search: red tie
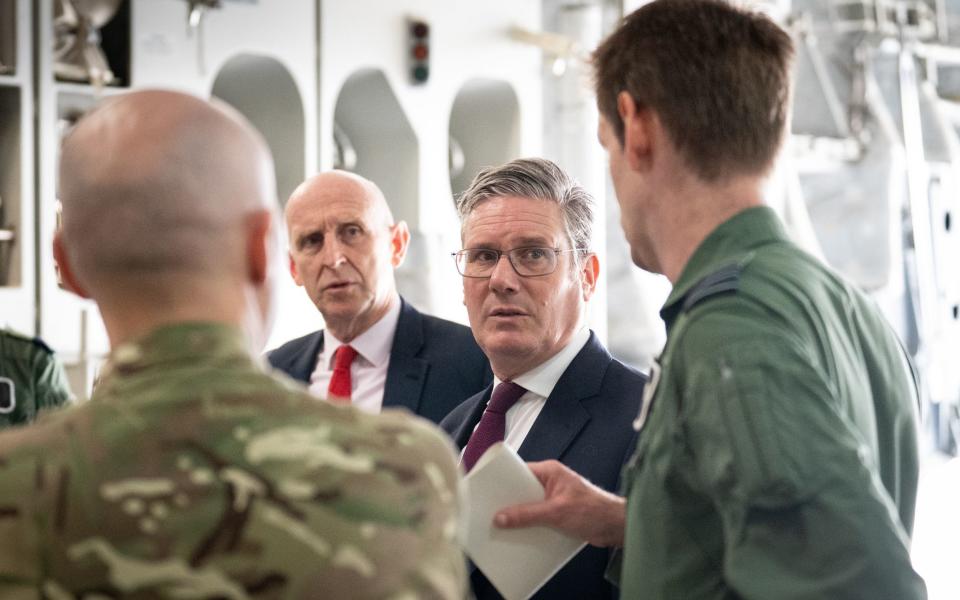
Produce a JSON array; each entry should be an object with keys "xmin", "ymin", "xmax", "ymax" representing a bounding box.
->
[
  {"xmin": 327, "ymin": 345, "xmax": 358, "ymax": 404},
  {"xmin": 461, "ymin": 381, "xmax": 527, "ymax": 472}
]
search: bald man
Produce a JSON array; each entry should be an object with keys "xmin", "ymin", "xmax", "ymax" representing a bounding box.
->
[
  {"xmin": 0, "ymin": 90, "xmax": 465, "ymax": 598},
  {"xmin": 268, "ymin": 171, "xmax": 491, "ymax": 423}
]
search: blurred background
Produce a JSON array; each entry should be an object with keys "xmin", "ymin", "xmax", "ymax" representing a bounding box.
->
[{"xmin": 0, "ymin": 0, "xmax": 956, "ymax": 596}]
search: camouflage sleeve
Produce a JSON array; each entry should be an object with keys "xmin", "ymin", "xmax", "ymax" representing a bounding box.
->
[
  {"xmin": 390, "ymin": 414, "xmax": 466, "ymax": 599},
  {"xmin": 228, "ymin": 404, "xmax": 467, "ymax": 599},
  {"xmin": 319, "ymin": 409, "xmax": 468, "ymax": 599},
  {"xmin": 0, "ymin": 431, "xmax": 47, "ymax": 599},
  {"xmin": 32, "ymin": 351, "xmax": 73, "ymax": 412}
]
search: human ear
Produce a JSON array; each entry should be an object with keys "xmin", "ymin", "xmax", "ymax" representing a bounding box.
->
[
  {"xmin": 580, "ymin": 253, "xmax": 600, "ymax": 301},
  {"xmin": 617, "ymin": 92, "xmax": 653, "ymax": 172},
  {"xmin": 390, "ymin": 221, "xmax": 411, "ymax": 268},
  {"xmin": 53, "ymin": 233, "xmax": 90, "ymax": 298},
  {"xmin": 246, "ymin": 210, "xmax": 273, "ymax": 285}
]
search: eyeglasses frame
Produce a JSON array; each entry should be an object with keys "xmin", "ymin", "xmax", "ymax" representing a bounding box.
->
[{"xmin": 451, "ymin": 247, "xmax": 585, "ymax": 278}]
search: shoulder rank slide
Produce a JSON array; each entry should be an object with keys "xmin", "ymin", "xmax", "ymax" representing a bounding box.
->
[{"xmin": 681, "ymin": 262, "xmax": 743, "ymax": 313}]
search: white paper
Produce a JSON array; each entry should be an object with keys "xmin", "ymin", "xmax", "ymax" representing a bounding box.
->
[{"xmin": 461, "ymin": 443, "xmax": 586, "ymax": 600}]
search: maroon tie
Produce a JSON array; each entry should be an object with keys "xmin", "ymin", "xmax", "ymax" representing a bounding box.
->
[
  {"xmin": 327, "ymin": 345, "xmax": 358, "ymax": 404},
  {"xmin": 462, "ymin": 381, "xmax": 527, "ymax": 472}
]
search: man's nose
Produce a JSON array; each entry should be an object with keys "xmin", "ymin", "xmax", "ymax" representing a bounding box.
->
[
  {"xmin": 319, "ymin": 236, "xmax": 346, "ymax": 268},
  {"xmin": 488, "ymin": 253, "xmax": 519, "ymax": 293}
]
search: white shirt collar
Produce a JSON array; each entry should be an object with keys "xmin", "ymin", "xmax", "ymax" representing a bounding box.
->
[
  {"xmin": 493, "ymin": 327, "xmax": 591, "ymax": 398},
  {"xmin": 321, "ymin": 293, "xmax": 402, "ymax": 368}
]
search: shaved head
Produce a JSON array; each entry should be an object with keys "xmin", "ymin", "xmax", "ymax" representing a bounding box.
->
[
  {"xmin": 285, "ymin": 171, "xmax": 394, "ymax": 231},
  {"xmin": 59, "ymin": 89, "xmax": 276, "ymax": 292},
  {"xmin": 56, "ymin": 89, "xmax": 280, "ymax": 347}
]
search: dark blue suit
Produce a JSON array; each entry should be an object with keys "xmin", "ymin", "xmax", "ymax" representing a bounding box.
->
[
  {"xmin": 267, "ymin": 298, "xmax": 492, "ymax": 424},
  {"xmin": 440, "ymin": 331, "xmax": 645, "ymax": 600}
]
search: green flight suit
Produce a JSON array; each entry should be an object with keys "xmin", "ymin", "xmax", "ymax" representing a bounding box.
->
[
  {"xmin": 620, "ymin": 207, "xmax": 925, "ymax": 599},
  {"xmin": 0, "ymin": 322, "xmax": 465, "ymax": 599},
  {"xmin": 0, "ymin": 329, "xmax": 73, "ymax": 429}
]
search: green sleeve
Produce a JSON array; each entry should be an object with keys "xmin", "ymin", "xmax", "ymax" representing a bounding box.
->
[
  {"xmin": 680, "ymin": 338, "xmax": 925, "ymax": 600},
  {"xmin": 604, "ymin": 547, "xmax": 623, "ymax": 587},
  {"xmin": 32, "ymin": 352, "xmax": 74, "ymax": 412}
]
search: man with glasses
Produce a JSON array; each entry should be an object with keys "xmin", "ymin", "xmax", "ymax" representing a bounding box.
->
[{"xmin": 440, "ymin": 157, "xmax": 645, "ymax": 600}]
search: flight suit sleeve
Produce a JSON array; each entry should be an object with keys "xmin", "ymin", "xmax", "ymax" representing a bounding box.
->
[
  {"xmin": 679, "ymin": 338, "xmax": 926, "ymax": 600},
  {"xmin": 32, "ymin": 350, "xmax": 73, "ymax": 413}
]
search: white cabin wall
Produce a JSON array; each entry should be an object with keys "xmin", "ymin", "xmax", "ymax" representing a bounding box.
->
[{"xmin": 318, "ymin": 0, "xmax": 542, "ymax": 326}]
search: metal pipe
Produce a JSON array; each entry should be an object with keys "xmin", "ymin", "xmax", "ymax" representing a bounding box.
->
[
  {"xmin": 800, "ymin": 29, "xmax": 852, "ymax": 138},
  {"xmin": 898, "ymin": 42, "xmax": 939, "ymax": 368},
  {"xmin": 556, "ymin": 2, "xmax": 607, "ymax": 343},
  {"xmin": 913, "ymin": 42, "xmax": 960, "ymax": 66}
]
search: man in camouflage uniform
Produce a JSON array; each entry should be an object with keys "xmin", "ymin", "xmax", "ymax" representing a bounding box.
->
[
  {"xmin": 0, "ymin": 90, "xmax": 465, "ymax": 599},
  {"xmin": 493, "ymin": 0, "xmax": 926, "ymax": 598},
  {"xmin": 0, "ymin": 328, "xmax": 73, "ymax": 428}
]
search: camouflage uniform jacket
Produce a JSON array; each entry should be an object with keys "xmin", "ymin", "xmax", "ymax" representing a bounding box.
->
[
  {"xmin": 0, "ymin": 322, "xmax": 465, "ymax": 599},
  {"xmin": 0, "ymin": 329, "xmax": 73, "ymax": 429}
]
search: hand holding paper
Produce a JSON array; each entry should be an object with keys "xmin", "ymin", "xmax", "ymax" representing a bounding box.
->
[
  {"xmin": 494, "ymin": 459, "xmax": 627, "ymax": 548},
  {"xmin": 460, "ymin": 443, "xmax": 586, "ymax": 600}
]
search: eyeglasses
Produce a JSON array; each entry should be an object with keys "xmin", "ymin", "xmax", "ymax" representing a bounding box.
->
[{"xmin": 452, "ymin": 247, "xmax": 582, "ymax": 278}]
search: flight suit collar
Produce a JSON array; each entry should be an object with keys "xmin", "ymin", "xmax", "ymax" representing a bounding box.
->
[{"xmin": 660, "ymin": 206, "xmax": 788, "ymax": 327}]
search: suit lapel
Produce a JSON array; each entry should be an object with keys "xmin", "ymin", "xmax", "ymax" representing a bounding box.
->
[
  {"xmin": 450, "ymin": 386, "xmax": 493, "ymax": 449},
  {"xmin": 455, "ymin": 385, "xmax": 494, "ymax": 578},
  {"xmin": 517, "ymin": 333, "xmax": 610, "ymax": 462},
  {"xmin": 291, "ymin": 331, "xmax": 325, "ymax": 383},
  {"xmin": 383, "ymin": 299, "xmax": 429, "ymax": 413}
]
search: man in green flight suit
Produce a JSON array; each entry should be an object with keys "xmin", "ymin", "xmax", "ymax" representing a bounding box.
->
[
  {"xmin": 493, "ymin": 0, "xmax": 927, "ymax": 598},
  {"xmin": 0, "ymin": 329, "xmax": 73, "ymax": 428},
  {"xmin": 0, "ymin": 90, "xmax": 465, "ymax": 598}
]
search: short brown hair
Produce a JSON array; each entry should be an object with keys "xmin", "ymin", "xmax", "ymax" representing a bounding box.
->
[{"xmin": 593, "ymin": 0, "xmax": 793, "ymax": 181}]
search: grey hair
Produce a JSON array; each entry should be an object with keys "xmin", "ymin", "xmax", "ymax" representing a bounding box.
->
[{"xmin": 456, "ymin": 158, "xmax": 594, "ymax": 257}]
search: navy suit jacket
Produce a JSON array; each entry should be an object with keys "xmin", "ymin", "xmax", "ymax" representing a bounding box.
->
[
  {"xmin": 440, "ymin": 331, "xmax": 646, "ymax": 600},
  {"xmin": 267, "ymin": 298, "xmax": 492, "ymax": 424}
]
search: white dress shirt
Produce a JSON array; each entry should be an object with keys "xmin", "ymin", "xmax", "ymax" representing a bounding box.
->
[
  {"xmin": 468, "ymin": 327, "xmax": 591, "ymax": 454},
  {"xmin": 308, "ymin": 294, "xmax": 402, "ymax": 414}
]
